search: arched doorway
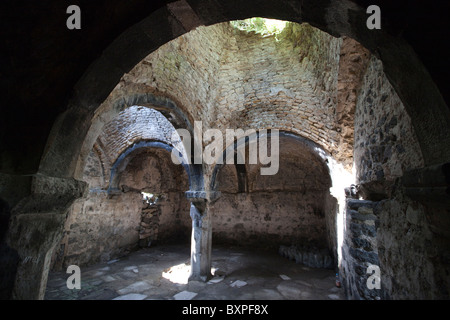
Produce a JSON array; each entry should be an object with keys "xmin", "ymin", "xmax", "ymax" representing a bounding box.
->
[{"xmin": 211, "ymin": 132, "xmax": 337, "ymax": 268}]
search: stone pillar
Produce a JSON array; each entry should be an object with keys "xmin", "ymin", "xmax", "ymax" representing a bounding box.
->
[
  {"xmin": 8, "ymin": 213, "xmax": 67, "ymax": 299},
  {"xmin": 5, "ymin": 175, "xmax": 87, "ymax": 300},
  {"xmin": 186, "ymin": 191, "xmax": 220, "ymax": 282}
]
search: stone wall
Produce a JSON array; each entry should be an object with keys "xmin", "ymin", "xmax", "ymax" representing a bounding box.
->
[
  {"xmin": 117, "ymin": 149, "xmax": 192, "ymax": 242},
  {"xmin": 335, "ymin": 37, "xmax": 371, "ymax": 170},
  {"xmin": 211, "ymin": 138, "xmax": 334, "ymax": 253},
  {"xmin": 51, "ymin": 192, "xmax": 142, "ymax": 270},
  {"xmin": 324, "ymin": 193, "xmax": 339, "ymax": 264},
  {"xmin": 211, "ymin": 191, "xmax": 329, "ymax": 249},
  {"xmin": 376, "ymin": 189, "xmax": 443, "ymax": 299},
  {"xmin": 342, "ymin": 54, "xmax": 445, "ymax": 300},
  {"xmin": 354, "ymin": 56, "xmax": 424, "ymax": 185},
  {"xmin": 138, "ymin": 192, "xmax": 191, "ymax": 247},
  {"xmin": 340, "ymin": 199, "xmax": 383, "ymax": 300},
  {"xmin": 83, "ymin": 149, "xmax": 105, "ymax": 188}
]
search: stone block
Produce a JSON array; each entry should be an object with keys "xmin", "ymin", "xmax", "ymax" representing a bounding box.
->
[
  {"xmin": 173, "ymin": 291, "xmax": 198, "ymax": 300},
  {"xmin": 113, "ymin": 293, "xmax": 147, "ymax": 300}
]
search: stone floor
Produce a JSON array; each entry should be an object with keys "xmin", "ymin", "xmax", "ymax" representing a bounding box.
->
[{"xmin": 45, "ymin": 244, "xmax": 345, "ymax": 300}]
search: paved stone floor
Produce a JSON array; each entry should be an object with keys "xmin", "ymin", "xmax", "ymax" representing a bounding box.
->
[{"xmin": 45, "ymin": 244, "xmax": 345, "ymax": 300}]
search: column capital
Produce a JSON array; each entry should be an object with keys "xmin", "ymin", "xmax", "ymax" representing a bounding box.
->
[{"xmin": 185, "ymin": 190, "xmax": 221, "ymax": 204}]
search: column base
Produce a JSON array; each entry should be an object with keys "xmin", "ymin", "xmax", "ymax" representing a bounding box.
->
[{"xmin": 188, "ymin": 271, "xmax": 213, "ymax": 283}]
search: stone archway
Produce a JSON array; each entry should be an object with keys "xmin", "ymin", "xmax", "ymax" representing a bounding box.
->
[{"xmin": 210, "ymin": 131, "xmax": 339, "ymax": 267}]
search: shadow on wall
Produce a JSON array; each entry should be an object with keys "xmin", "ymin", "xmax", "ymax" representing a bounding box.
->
[{"xmin": 0, "ymin": 198, "xmax": 19, "ymax": 300}]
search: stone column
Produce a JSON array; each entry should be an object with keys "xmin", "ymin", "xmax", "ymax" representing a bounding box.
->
[
  {"xmin": 8, "ymin": 213, "xmax": 67, "ymax": 299},
  {"xmin": 186, "ymin": 191, "xmax": 220, "ymax": 282},
  {"xmin": 5, "ymin": 175, "xmax": 87, "ymax": 300}
]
